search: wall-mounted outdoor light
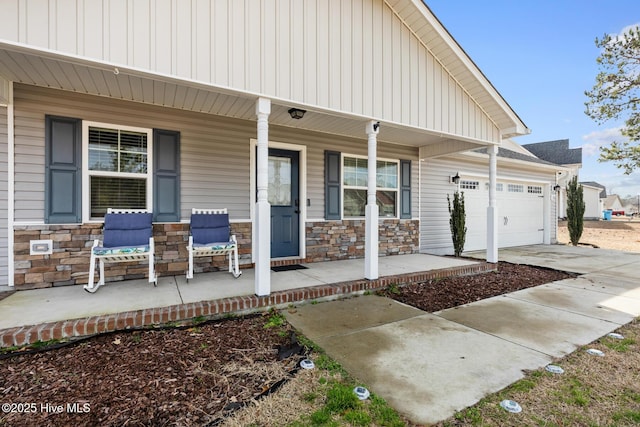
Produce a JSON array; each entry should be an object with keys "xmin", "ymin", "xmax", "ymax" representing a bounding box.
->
[
  {"xmin": 553, "ymin": 185, "xmax": 561, "ymax": 191},
  {"xmin": 288, "ymin": 108, "xmax": 306, "ymax": 119},
  {"xmin": 450, "ymin": 172, "xmax": 460, "ymax": 184}
]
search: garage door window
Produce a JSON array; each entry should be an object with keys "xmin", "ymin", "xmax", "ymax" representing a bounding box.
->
[
  {"xmin": 508, "ymin": 184, "xmax": 524, "ymax": 193},
  {"xmin": 460, "ymin": 180, "xmax": 479, "ymax": 190},
  {"xmin": 496, "ymin": 183, "xmax": 503, "ymax": 191},
  {"xmin": 528, "ymin": 185, "xmax": 543, "ymax": 194}
]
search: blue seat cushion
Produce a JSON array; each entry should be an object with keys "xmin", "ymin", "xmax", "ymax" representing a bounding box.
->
[
  {"xmin": 191, "ymin": 213, "xmax": 230, "ymax": 245},
  {"xmin": 103, "ymin": 212, "xmax": 153, "ymax": 248}
]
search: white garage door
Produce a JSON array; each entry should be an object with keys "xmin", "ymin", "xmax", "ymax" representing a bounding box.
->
[{"xmin": 462, "ymin": 179, "xmax": 545, "ymax": 251}]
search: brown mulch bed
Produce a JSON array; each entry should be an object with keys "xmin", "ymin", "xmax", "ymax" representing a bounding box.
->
[
  {"xmin": 0, "ymin": 262, "xmax": 575, "ymax": 426},
  {"xmin": 0, "ymin": 315, "xmax": 299, "ymax": 427},
  {"xmin": 377, "ymin": 261, "xmax": 576, "ymax": 312}
]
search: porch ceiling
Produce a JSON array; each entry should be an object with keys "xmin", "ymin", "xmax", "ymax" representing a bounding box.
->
[{"xmin": 0, "ymin": 42, "xmax": 491, "ymax": 157}]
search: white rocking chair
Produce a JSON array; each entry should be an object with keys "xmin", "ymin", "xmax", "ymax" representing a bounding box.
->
[
  {"xmin": 187, "ymin": 208, "xmax": 242, "ymax": 280},
  {"xmin": 84, "ymin": 208, "xmax": 157, "ymax": 293}
]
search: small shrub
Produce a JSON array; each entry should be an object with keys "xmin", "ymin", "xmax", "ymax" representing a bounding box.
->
[
  {"xmin": 566, "ymin": 176, "xmax": 585, "ymax": 246},
  {"xmin": 448, "ymin": 191, "xmax": 467, "ymax": 257}
]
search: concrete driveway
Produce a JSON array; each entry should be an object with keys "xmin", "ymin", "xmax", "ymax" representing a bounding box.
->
[{"xmin": 283, "ymin": 245, "xmax": 640, "ymax": 425}]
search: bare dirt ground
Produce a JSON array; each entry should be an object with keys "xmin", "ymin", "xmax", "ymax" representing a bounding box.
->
[{"xmin": 557, "ymin": 218, "xmax": 640, "ymax": 252}]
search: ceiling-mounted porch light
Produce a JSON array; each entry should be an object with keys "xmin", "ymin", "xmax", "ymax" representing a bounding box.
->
[
  {"xmin": 288, "ymin": 108, "xmax": 306, "ymax": 119},
  {"xmin": 450, "ymin": 172, "xmax": 460, "ymax": 184}
]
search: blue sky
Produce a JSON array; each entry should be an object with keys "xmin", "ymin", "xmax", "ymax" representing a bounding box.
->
[{"xmin": 426, "ymin": 1, "xmax": 640, "ymax": 199}]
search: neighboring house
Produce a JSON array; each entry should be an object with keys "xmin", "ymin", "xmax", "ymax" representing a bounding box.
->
[
  {"xmin": 580, "ymin": 182, "xmax": 605, "ymax": 220},
  {"xmin": 580, "ymin": 181, "xmax": 606, "ymax": 220},
  {"xmin": 603, "ymin": 195, "xmax": 625, "ymax": 215},
  {"xmin": 1, "ymin": 1, "xmax": 558, "ymax": 294},
  {"xmin": 521, "ymin": 139, "xmax": 582, "ymax": 219}
]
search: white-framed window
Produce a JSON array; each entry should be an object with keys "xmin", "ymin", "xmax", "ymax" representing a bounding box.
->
[
  {"xmin": 496, "ymin": 183, "xmax": 504, "ymax": 191},
  {"xmin": 528, "ymin": 185, "xmax": 543, "ymax": 194},
  {"xmin": 342, "ymin": 155, "xmax": 398, "ymax": 218},
  {"xmin": 460, "ymin": 180, "xmax": 479, "ymax": 190},
  {"xmin": 82, "ymin": 122, "xmax": 153, "ymax": 220},
  {"xmin": 508, "ymin": 183, "xmax": 524, "ymax": 193}
]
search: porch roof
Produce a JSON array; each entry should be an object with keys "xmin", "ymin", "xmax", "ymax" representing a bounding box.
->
[{"xmin": 1, "ymin": 41, "xmax": 495, "ymax": 157}]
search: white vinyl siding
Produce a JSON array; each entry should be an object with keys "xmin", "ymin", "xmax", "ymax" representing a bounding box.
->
[
  {"xmin": 0, "ymin": 107, "xmax": 8, "ymax": 285},
  {"xmin": 12, "ymin": 84, "xmax": 420, "ymax": 223},
  {"xmin": 0, "ymin": 0, "xmax": 500, "ymax": 143}
]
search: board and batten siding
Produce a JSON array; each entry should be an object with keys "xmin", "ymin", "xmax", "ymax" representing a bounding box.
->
[
  {"xmin": 419, "ymin": 155, "xmax": 557, "ymax": 254},
  {"xmin": 13, "ymin": 84, "xmax": 419, "ymax": 223},
  {"xmin": 0, "ymin": 0, "xmax": 499, "ymax": 144},
  {"xmin": 0, "ymin": 107, "xmax": 8, "ymax": 286}
]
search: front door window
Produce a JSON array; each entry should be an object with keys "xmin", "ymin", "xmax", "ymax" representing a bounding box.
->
[{"xmin": 268, "ymin": 156, "xmax": 292, "ymax": 206}]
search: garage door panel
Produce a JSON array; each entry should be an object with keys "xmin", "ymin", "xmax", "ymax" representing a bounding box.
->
[{"xmin": 463, "ymin": 179, "xmax": 545, "ymax": 251}]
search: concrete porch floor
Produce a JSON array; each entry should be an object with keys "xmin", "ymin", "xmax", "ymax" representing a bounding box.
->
[{"xmin": 0, "ymin": 254, "xmax": 487, "ymax": 345}]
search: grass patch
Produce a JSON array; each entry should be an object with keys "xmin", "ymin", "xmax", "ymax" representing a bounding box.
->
[
  {"xmin": 325, "ymin": 383, "xmax": 360, "ymax": 413},
  {"xmin": 437, "ymin": 318, "xmax": 640, "ymax": 427},
  {"xmin": 369, "ymin": 395, "xmax": 406, "ymax": 427},
  {"xmin": 603, "ymin": 337, "xmax": 635, "ymax": 352},
  {"xmin": 343, "ymin": 409, "xmax": 371, "ymax": 426},
  {"xmin": 613, "ymin": 410, "xmax": 640, "ymax": 424},
  {"xmin": 385, "ymin": 283, "xmax": 401, "ymax": 295},
  {"xmin": 263, "ymin": 310, "xmax": 286, "ymax": 329}
]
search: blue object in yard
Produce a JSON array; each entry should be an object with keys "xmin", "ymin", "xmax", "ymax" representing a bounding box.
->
[{"xmin": 603, "ymin": 210, "xmax": 612, "ymax": 221}]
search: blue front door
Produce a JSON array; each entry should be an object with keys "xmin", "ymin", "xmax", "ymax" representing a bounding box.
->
[{"xmin": 269, "ymin": 148, "xmax": 300, "ymax": 258}]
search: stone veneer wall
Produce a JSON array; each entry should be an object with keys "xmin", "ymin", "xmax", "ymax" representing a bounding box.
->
[
  {"xmin": 13, "ymin": 223, "xmax": 253, "ymax": 290},
  {"xmin": 13, "ymin": 219, "xmax": 419, "ymax": 290},
  {"xmin": 305, "ymin": 219, "xmax": 419, "ymax": 262}
]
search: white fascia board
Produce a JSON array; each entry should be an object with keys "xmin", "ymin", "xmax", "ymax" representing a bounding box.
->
[{"xmin": 456, "ymin": 150, "xmax": 569, "ymax": 173}]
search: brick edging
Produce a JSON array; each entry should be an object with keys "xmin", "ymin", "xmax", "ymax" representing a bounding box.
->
[{"xmin": 0, "ymin": 263, "xmax": 495, "ymax": 348}]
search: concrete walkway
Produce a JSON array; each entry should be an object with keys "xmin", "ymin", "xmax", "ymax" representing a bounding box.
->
[
  {"xmin": 0, "ymin": 254, "xmax": 483, "ymax": 339},
  {"xmin": 283, "ymin": 245, "xmax": 640, "ymax": 425}
]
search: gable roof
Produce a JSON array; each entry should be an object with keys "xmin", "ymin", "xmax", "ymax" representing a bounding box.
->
[
  {"xmin": 603, "ymin": 194, "xmax": 623, "ymax": 209},
  {"xmin": 579, "ymin": 181, "xmax": 607, "ymax": 198},
  {"xmin": 521, "ymin": 139, "xmax": 582, "ymax": 166}
]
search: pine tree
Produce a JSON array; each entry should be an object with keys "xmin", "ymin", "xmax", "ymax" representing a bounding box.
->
[
  {"xmin": 566, "ymin": 176, "xmax": 585, "ymax": 246},
  {"xmin": 447, "ymin": 191, "xmax": 467, "ymax": 257}
]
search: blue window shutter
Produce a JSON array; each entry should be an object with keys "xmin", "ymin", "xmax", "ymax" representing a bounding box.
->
[
  {"xmin": 153, "ymin": 129, "xmax": 181, "ymax": 222},
  {"xmin": 45, "ymin": 115, "xmax": 82, "ymax": 223},
  {"xmin": 400, "ymin": 159, "xmax": 411, "ymax": 219},
  {"xmin": 325, "ymin": 151, "xmax": 341, "ymax": 220}
]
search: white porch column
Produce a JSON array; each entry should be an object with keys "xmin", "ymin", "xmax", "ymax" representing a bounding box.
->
[
  {"xmin": 543, "ymin": 185, "xmax": 552, "ymax": 244},
  {"xmin": 255, "ymin": 98, "xmax": 271, "ymax": 296},
  {"xmin": 486, "ymin": 144, "xmax": 498, "ymax": 263},
  {"xmin": 4, "ymin": 80, "xmax": 14, "ymax": 286},
  {"xmin": 364, "ymin": 121, "xmax": 379, "ymax": 280}
]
